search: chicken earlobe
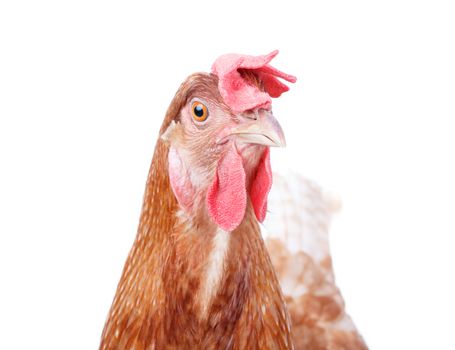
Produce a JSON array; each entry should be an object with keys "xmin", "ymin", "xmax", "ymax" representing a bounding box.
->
[{"xmin": 168, "ymin": 146, "xmax": 195, "ymax": 212}]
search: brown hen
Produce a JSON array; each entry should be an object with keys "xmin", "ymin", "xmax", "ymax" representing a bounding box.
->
[{"xmin": 100, "ymin": 73, "xmax": 293, "ymax": 349}]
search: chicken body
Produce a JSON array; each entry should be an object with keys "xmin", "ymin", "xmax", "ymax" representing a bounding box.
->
[{"xmin": 100, "ymin": 74, "xmax": 293, "ymax": 349}]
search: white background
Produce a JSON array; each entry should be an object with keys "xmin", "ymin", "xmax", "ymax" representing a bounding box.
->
[{"xmin": 1, "ymin": 1, "xmax": 454, "ymax": 349}]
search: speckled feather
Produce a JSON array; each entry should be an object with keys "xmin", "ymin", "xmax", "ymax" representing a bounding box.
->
[{"xmin": 263, "ymin": 173, "xmax": 368, "ymax": 350}]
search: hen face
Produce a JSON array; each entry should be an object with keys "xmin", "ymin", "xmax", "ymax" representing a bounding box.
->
[{"xmin": 163, "ymin": 73, "xmax": 285, "ymax": 231}]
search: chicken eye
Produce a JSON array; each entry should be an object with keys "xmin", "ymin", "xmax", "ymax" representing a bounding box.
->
[{"xmin": 191, "ymin": 101, "xmax": 209, "ymax": 122}]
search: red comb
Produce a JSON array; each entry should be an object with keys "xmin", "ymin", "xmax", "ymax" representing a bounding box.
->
[{"xmin": 211, "ymin": 50, "xmax": 296, "ymax": 113}]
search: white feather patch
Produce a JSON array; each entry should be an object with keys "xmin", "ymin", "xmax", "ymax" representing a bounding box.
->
[{"xmin": 199, "ymin": 228, "xmax": 230, "ymax": 317}]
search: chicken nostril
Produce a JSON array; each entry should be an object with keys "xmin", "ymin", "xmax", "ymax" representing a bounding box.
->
[{"xmin": 240, "ymin": 110, "xmax": 259, "ymax": 121}]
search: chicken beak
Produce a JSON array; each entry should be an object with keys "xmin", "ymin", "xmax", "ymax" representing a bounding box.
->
[{"xmin": 229, "ymin": 112, "xmax": 286, "ymax": 148}]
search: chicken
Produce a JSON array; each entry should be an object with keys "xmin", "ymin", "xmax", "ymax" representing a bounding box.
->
[
  {"xmin": 263, "ymin": 172, "xmax": 368, "ymax": 349},
  {"xmin": 100, "ymin": 51, "xmax": 367, "ymax": 349}
]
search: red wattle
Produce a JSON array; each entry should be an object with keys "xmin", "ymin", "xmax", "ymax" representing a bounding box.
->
[
  {"xmin": 249, "ymin": 148, "xmax": 272, "ymax": 222},
  {"xmin": 206, "ymin": 145, "xmax": 246, "ymax": 232}
]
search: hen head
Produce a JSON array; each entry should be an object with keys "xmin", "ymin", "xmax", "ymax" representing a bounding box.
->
[{"xmin": 161, "ymin": 51, "xmax": 296, "ymax": 232}]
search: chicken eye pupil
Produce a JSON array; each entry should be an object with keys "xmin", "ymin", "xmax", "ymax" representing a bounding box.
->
[{"xmin": 194, "ymin": 105, "xmax": 204, "ymax": 117}]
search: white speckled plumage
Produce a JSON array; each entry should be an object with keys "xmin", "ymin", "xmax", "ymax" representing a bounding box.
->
[{"xmin": 263, "ymin": 171, "xmax": 368, "ymax": 349}]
